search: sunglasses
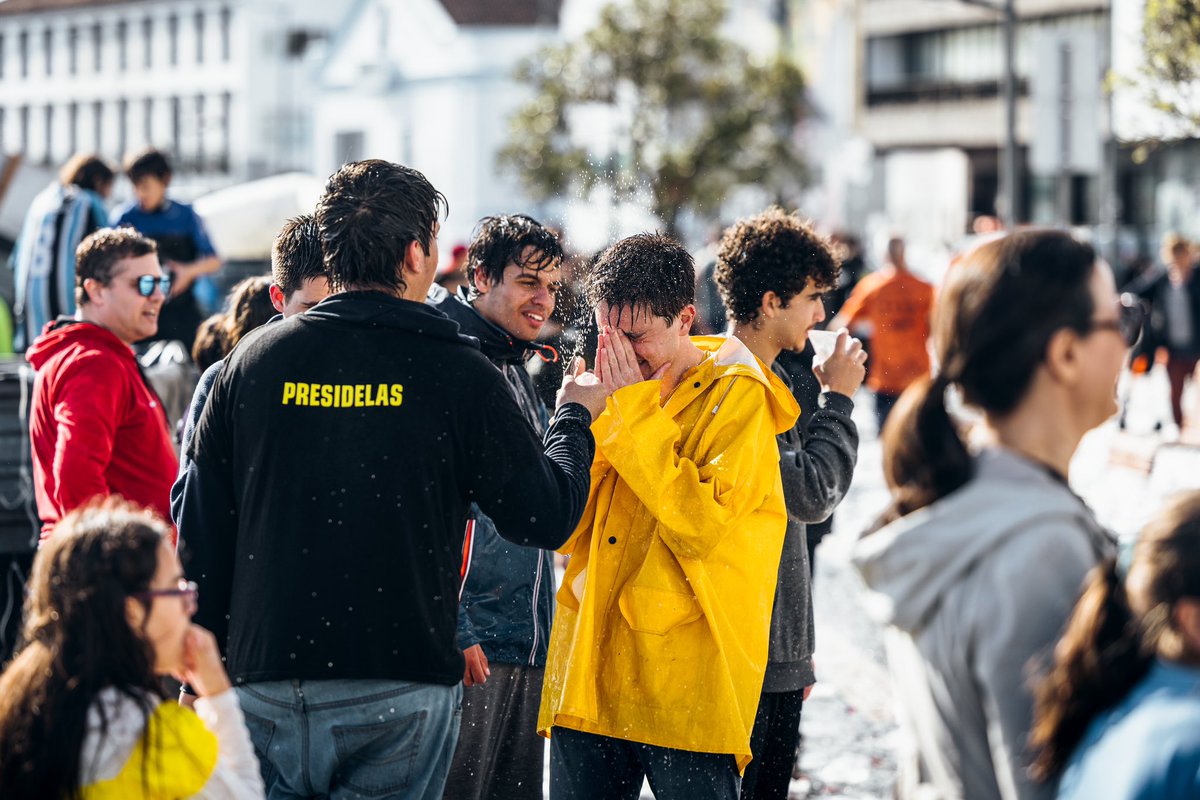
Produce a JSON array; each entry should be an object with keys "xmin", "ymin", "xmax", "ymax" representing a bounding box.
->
[
  {"xmin": 134, "ymin": 274, "xmax": 173, "ymax": 298},
  {"xmin": 132, "ymin": 579, "xmax": 199, "ymax": 614},
  {"xmin": 1088, "ymin": 293, "xmax": 1145, "ymax": 348}
]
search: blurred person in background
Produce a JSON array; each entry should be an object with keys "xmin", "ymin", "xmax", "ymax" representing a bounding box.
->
[
  {"xmin": 853, "ymin": 231, "xmax": 1135, "ymax": 800},
  {"xmin": 26, "ymin": 229, "xmax": 177, "ymax": 540},
  {"xmin": 111, "ymin": 148, "xmax": 221, "ymax": 354},
  {"xmin": 11, "ymin": 153, "xmax": 115, "ymax": 352},
  {"xmin": 427, "ymin": 214, "xmax": 563, "ymax": 800},
  {"xmin": 825, "ymin": 231, "xmax": 866, "ymax": 319},
  {"xmin": 831, "ymin": 237, "xmax": 934, "ymax": 432},
  {"xmin": 1030, "ymin": 490, "xmax": 1200, "ymax": 799},
  {"xmin": 716, "ymin": 208, "xmax": 865, "ymax": 800},
  {"xmin": 0, "ymin": 498, "xmax": 263, "ymax": 798},
  {"xmin": 1127, "ymin": 233, "xmax": 1200, "ymax": 433},
  {"xmin": 436, "ymin": 243, "xmax": 471, "ymax": 295}
]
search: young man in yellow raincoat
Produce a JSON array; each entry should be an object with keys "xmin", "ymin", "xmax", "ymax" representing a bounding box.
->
[{"xmin": 538, "ymin": 233, "xmax": 801, "ymax": 799}]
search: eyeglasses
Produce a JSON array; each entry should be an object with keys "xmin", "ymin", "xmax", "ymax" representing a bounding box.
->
[
  {"xmin": 133, "ymin": 274, "xmax": 173, "ymax": 298},
  {"xmin": 1088, "ymin": 293, "xmax": 1145, "ymax": 348},
  {"xmin": 132, "ymin": 579, "xmax": 198, "ymax": 614}
]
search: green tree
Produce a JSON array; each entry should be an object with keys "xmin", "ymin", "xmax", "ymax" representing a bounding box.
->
[
  {"xmin": 1139, "ymin": 0, "xmax": 1200, "ymax": 131},
  {"xmin": 499, "ymin": 0, "xmax": 808, "ymax": 239}
]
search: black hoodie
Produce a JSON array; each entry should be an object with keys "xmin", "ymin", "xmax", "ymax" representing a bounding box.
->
[{"xmin": 175, "ymin": 291, "xmax": 594, "ymax": 687}]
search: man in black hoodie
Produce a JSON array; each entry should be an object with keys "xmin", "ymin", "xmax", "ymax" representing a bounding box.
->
[
  {"xmin": 175, "ymin": 161, "xmax": 612, "ymax": 799},
  {"xmin": 428, "ymin": 214, "xmax": 562, "ymax": 800}
]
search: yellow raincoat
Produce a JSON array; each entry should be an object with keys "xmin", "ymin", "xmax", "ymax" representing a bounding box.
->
[{"xmin": 538, "ymin": 335, "xmax": 800, "ymax": 771}]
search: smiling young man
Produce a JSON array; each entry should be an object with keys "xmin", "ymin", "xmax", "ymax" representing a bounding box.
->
[
  {"xmin": 427, "ymin": 214, "xmax": 563, "ymax": 800},
  {"xmin": 26, "ymin": 228, "xmax": 178, "ymax": 537},
  {"xmin": 717, "ymin": 208, "xmax": 866, "ymax": 799},
  {"xmin": 538, "ymin": 233, "xmax": 801, "ymax": 800}
]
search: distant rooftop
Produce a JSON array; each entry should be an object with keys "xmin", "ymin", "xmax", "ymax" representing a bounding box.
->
[
  {"xmin": 438, "ymin": 0, "xmax": 561, "ymax": 26},
  {"xmin": 0, "ymin": 0, "xmax": 563, "ymax": 24}
]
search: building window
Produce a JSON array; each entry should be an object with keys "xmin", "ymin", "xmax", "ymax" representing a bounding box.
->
[
  {"xmin": 335, "ymin": 131, "xmax": 365, "ymax": 165},
  {"xmin": 92, "ymin": 100, "xmax": 102, "ymax": 152},
  {"xmin": 220, "ymin": 7, "xmax": 231, "ymax": 62},
  {"xmin": 142, "ymin": 17, "xmax": 152, "ymax": 68},
  {"xmin": 194, "ymin": 94, "xmax": 206, "ymax": 169},
  {"xmin": 194, "ymin": 10, "xmax": 204, "ymax": 64},
  {"xmin": 68, "ymin": 101, "xmax": 78, "ymax": 153},
  {"xmin": 0, "ymin": 35, "xmax": 5, "ymax": 80},
  {"xmin": 168, "ymin": 14, "xmax": 178, "ymax": 67},
  {"xmin": 170, "ymin": 96, "xmax": 180, "ymax": 160},
  {"xmin": 19, "ymin": 31, "xmax": 28, "ymax": 78},
  {"xmin": 219, "ymin": 91, "xmax": 231, "ymax": 172},
  {"xmin": 117, "ymin": 98, "xmax": 128, "ymax": 161},
  {"xmin": 42, "ymin": 27, "xmax": 52, "ymax": 76},
  {"xmin": 143, "ymin": 96, "xmax": 153, "ymax": 144},
  {"xmin": 117, "ymin": 20, "xmax": 127, "ymax": 71},
  {"xmin": 43, "ymin": 105, "xmax": 53, "ymax": 163},
  {"xmin": 68, "ymin": 26, "xmax": 78, "ymax": 75},
  {"xmin": 92, "ymin": 23, "xmax": 101, "ymax": 72},
  {"xmin": 19, "ymin": 105, "xmax": 29, "ymax": 153}
]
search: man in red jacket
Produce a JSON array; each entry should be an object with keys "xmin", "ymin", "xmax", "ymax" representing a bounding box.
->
[{"xmin": 26, "ymin": 227, "xmax": 179, "ymax": 537}]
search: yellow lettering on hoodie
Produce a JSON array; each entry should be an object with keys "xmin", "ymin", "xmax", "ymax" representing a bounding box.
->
[
  {"xmin": 390, "ymin": 384, "xmax": 404, "ymax": 406},
  {"xmin": 282, "ymin": 382, "xmax": 296, "ymax": 405}
]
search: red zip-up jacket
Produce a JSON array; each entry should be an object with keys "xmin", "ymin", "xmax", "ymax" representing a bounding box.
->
[{"xmin": 26, "ymin": 319, "xmax": 178, "ymax": 538}]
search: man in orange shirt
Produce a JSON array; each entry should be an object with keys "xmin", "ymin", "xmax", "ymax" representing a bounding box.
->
[{"xmin": 831, "ymin": 237, "xmax": 934, "ymax": 432}]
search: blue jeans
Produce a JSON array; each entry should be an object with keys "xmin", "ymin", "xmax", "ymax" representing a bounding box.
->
[
  {"xmin": 236, "ymin": 679, "xmax": 462, "ymax": 800},
  {"xmin": 550, "ymin": 726, "xmax": 740, "ymax": 800}
]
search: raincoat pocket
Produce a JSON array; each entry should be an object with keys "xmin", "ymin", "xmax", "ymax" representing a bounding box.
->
[{"xmin": 618, "ymin": 585, "xmax": 702, "ymax": 635}]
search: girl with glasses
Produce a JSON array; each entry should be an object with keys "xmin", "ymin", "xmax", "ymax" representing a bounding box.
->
[
  {"xmin": 0, "ymin": 498, "xmax": 263, "ymax": 798},
  {"xmin": 853, "ymin": 230, "xmax": 1128, "ymax": 800}
]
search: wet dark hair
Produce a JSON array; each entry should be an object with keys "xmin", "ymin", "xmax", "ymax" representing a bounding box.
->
[
  {"xmin": 467, "ymin": 214, "xmax": 562, "ymax": 291},
  {"xmin": 882, "ymin": 230, "xmax": 1097, "ymax": 517},
  {"xmin": 123, "ymin": 147, "xmax": 172, "ymax": 184},
  {"xmin": 60, "ymin": 153, "xmax": 115, "ymax": 193},
  {"xmin": 714, "ymin": 207, "xmax": 839, "ymax": 324},
  {"xmin": 75, "ymin": 227, "xmax": 158, "ymax": 305},
  {"xmin": 315, "ymin": 160, "xmax": 447, "ymax": 294},
  {"xmin": 272, "ymin": 214, "xmax": 326, "ymax": 300},
  {"xmin": 585, "ymin": 233, "xmax": 694, "ymax": 322},
  {"xmin": 1030, "ymin": 491, "xmax": 1200, "ymax": 780},
  {"xmin": 0, "ymin": 498, "xmax": 169, "ymax": 799}
]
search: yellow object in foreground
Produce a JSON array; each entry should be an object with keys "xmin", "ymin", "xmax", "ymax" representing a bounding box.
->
[
  {"xmin": 83, "ymin": 700, "xmax": 218, "ymax": 799},
  {"xmin": 539, "ymin": 336, "xmax": 800, "ymax": 772}
]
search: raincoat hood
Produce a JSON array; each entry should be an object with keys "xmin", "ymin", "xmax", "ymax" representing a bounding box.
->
[
  {"xmin": 687, "ymin": 335, "xmax": 799, "ymax": 434},
  {"xmin": 852, "ymin": 446, "xmax": 1112, "ymax": 634}
]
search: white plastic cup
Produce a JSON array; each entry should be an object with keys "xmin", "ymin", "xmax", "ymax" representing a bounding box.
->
[{"xmin": 809, "ymin": 329, "xmax": 842, "ymax": 366}]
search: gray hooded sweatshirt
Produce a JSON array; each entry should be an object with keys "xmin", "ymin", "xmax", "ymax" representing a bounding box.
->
[{"xmin": 852, "ymin": 447, "xmax": 1115, "ymax": 800}]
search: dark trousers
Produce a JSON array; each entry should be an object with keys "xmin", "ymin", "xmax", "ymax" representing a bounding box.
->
[
  {"xmin": 1166, "ymin": 352, "xmax": 1199, "ymax": 428},
  {"xmin": 550, "ymin": 726, "xmax": 740, "ymax": 800},
  {"xmin": 874, "ymin": 391, "xmax": 901, "ymax": 434},
  {"xmin": 740, "ymin": 690, "xmax": 805, "ymax": 800},
  {"xmin": 443, "ymin": 663, "xmax": 545, "ymax": 800}
]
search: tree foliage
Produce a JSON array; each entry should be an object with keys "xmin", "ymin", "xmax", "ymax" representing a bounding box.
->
[
  {"xmin": 1140, "ymin": 0, "xmax": 1200, "ymax": 132},
  {"xmin": 499, "ymin": 0, "xmax": 808, "ymax": 238}
]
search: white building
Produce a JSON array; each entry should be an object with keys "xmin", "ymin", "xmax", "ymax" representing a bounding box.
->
[
  {"xmin": 0, "ymin": 0, "xmax": 347, "ymax": 198},
  {"xmin": 314, "ymin": 0, "xmax": 562, "ymax": 250}
]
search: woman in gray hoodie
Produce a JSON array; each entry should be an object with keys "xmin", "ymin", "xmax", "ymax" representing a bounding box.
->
[{"xmin": 853, "ymin": 231, "xmax": 1141, "ymax": 800}]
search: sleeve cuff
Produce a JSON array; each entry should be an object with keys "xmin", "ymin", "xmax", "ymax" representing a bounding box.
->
[
  {"xmin": 820, "ymin": 392, "xmax": 855, "ymax": 416},
  {"xmin": 554, "ymin": 401, "xmax": 594, "ymax": 426}
]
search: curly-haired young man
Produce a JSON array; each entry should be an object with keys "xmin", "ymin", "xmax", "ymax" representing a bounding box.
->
[
  {"xmin": 538, "ymin": 232, "xmax": 800, "ymax": 800},
  {"xmin": 716, "ymin": 207, "xmax": 866, "ymax": 800}
]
